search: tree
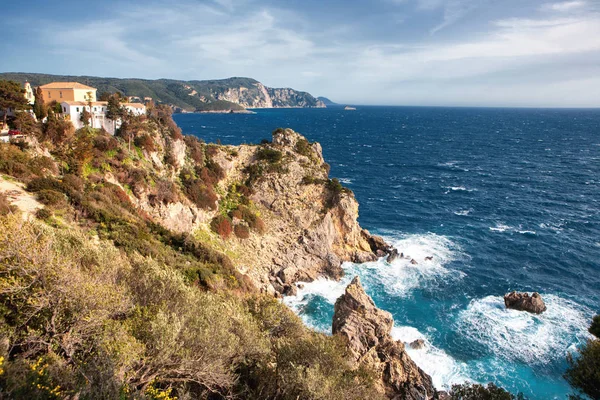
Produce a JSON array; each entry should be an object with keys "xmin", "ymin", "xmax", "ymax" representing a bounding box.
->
[
  {"xmin": 565, "ymin": 315, "xmax": 600, "ymax": 400},
  {"xmin": 0, "ymin": 80, "xmax": 30, "ymax": 128},
  {"xmin": 80, "ymin": 107, "xmax": 92, "ymax": 127},
  {"xmin": 33, "ymin": 86, "xmax": 47, "ymax": 120}
]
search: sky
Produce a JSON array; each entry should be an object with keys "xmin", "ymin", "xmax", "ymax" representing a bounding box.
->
[{"xmin": 1, "ymin": 0, "xmax": 600, "ymax": 107}]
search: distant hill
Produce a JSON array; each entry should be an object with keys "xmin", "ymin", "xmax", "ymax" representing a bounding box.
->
[
  {"xmin": 317, "ymin": 97, "xmax": 337, "ymax": 106},
  {"xmin": 0, "ymin": 73, "xmax": 326, "ymax": 112}
]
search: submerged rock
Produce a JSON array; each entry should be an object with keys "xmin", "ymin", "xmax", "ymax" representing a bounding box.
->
[
  {"xmin": 504, "ymin": 291, "xmax": 547, "ymax": 314},
  {"xmin": 333, "ymin": 276, "xmax": 435, "ymax": 399},
  {"xmin": 409, "ymin": 339, "xmax": 426, "ymax": 350},
  {"xmin": 387, "ymin": 248, "xmax": 400, "ymax": 263}
]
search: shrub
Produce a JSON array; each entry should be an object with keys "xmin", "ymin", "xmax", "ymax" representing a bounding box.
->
[
  {"xmin": 211, "ymin": 215, "xmax": 233, "ymax": 239},
  {"xmin": 185, "ymin": 181, "xmax": 218, "ymax": 210},
  {"xmin": 295, "ymin": 137, "xmax": 312, "ymax": 157},
  {"xmin": 93, "ymin": 135, "xmax": 119, "ymax": 152},
  {"xmin": 565, "ymin": 316, "xmax": 600, "ymax": 400},
  {"xmin": 184, "ymin": 136, "xmax": 205, "ymax": 164},
  {"xmin": 0, "ymin": 193, "xmax": 16, "ymax": 215},
  {"xmin": 449, "ymin": 383, "xmax": 524, "ymax": 400},
  {"xmin": 26, "ymin": 177, "xmax": 63, "ymax": 193},
  {"xmin": 322, "ymin": 162, "xmax": 331, "ymax": 174},
  {"xmin": 234, "ymin": 224, "xmax": 250, "ymax": 239},
  {"xmin": 134, "ymin": 134, "xmax": 156, "ymax": 152},
  {"xmin": 35, "ymin": 207, "xmax": 52, "ymax": 220},
  {"xmin": 36, "ymin": 190, "xmax": 66, "ymax": 206},
  {"xmin": 260, "ymin": 138, "xmax": 271, "ymax": 144},
  {"xmin": 256, "ymin": 148, "xmax": 283, "ymax": 163},
  {"xmin": 149, "ymin": 180, "xmax": 179, "ymax": 206},
  {"xmin": 589, "ymin": 315, "xmax": 600, "ymax": 338}
]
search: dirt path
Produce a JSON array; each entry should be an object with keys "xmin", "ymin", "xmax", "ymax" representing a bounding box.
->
[{"xmin": 0, "ymin": 176, "xmax": 42, "ymax": 218}]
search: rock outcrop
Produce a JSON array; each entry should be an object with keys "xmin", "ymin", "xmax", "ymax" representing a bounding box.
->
[
  {"xmin": 128, "ymin": 127, "xmax": 383, "ymax": 293},
  {"xmin": 504, "ymin": 291, "xmax": 547, "ymax": 314},
  {"xmin": 333, "ymin": 276, "xmax": 435, "ymax": 399}
]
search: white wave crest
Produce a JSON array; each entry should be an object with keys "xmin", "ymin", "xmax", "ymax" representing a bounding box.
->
[
  {"xmin": 456, "ymin": 295, "xmax": 592, "ymax": 365},
  {"xmin": 490, "ymin": 223, "xmax": 536, "ymax": 235},
  {"xmin": 392, "ymin": 326, "xmax": 469, "ymax": 390},
  {"xmin": 344, "ymin": 233, "xmax": 465, "ymax": 298}
]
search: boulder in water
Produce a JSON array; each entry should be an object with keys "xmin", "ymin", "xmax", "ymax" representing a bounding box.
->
[
  {"xmin": 504, "ymin": 291, "xmax": 547, "ymax": 314},
  {"xmin": 409, "ymin": 339, "xmax": 426, "ymax": 350}
]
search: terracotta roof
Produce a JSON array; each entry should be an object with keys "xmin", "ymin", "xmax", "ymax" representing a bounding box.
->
[
  {"xmin": 40, "ymin": 82, "xmax": 97, "ymax": 90},
  {"xmin": 124, "ymin": 103, "xmax": 146, "ymax": 108},
  {"xmin": 61, "ymin": 101, "xmax": 108, "ymax": 106}
]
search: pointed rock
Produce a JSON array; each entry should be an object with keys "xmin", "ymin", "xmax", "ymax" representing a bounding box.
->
[{"xmin": 333, "ymin": 276, "xmax": 435, "ymax": 399}]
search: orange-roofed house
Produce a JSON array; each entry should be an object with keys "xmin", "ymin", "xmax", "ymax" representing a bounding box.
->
[{"xmin": 39, "ymin": 82, "xmax": 97, "ymax": 104}]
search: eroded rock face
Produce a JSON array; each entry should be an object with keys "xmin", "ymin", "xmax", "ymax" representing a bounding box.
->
[
  {"xmin": 504, "ymin": 291, "xmax": 547, "ymax": 314},
  {"xmin": 333, "ymin": 276, "xmax": 435, "ymax": 400}
]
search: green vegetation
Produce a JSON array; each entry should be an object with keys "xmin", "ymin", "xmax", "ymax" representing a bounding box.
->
[
  {"xmin": 0, "ymin": 214, "xmax": 383, "ymax": 399},
  {"xmin": 565, "ymin": 315, "xmax": 600, "ymax": 400},
  {"xmin": 256, "ymin": 147, "xmax": 283, "ymax": 163},
  {"xmin": 449, "ymin": 383, "xmax": 525, "ymax": 399},
  {"xmin": 0, "ymin": 80, "xmax": 30, "ymax": 127}
]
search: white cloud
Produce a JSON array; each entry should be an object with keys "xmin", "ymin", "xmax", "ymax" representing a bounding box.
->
[
  {"xmin": 23, "ymin": 0, "xmax": 600, "ymax": 107},
  {"xmin": 544, "ymin": 1, "xmax": 587, "ymax": 12}
]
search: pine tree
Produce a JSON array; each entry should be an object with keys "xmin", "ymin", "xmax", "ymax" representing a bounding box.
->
[
  {"xmin": 33, "ymin": 86, "xmax": 47, "ymax": 120},
  {"xmin": 0, "ymin": 80, "xmax": 30, "ymax": 128}
]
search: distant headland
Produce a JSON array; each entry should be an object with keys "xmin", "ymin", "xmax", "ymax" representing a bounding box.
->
[{"xmin": 0, "ymin": 72, "xmax": 326, "ymax": 113}]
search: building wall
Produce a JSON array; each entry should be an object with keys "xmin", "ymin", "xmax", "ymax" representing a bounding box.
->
[{"xmin": 44, "ymin": 88, "xmax": 97, "ymax": 103}]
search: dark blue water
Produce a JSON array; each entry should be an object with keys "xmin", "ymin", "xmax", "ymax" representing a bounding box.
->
[{"xmin": 174, "ymin": 106, "xmax": 600, "ymax": 399}]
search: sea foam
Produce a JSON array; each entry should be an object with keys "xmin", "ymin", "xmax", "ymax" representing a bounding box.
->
[{"xmin": 456, "ymin": 295, "xmax": 592, "ymax": 365}]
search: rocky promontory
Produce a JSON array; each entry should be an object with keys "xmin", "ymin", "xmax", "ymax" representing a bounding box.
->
[{"xmin": 333, "ymin": 276, "xmax": 435, "ymax": 399}]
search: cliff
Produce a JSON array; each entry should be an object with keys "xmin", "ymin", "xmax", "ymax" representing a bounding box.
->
[
  {"xmin": 333, "ymin": 276, "xmax": 435, "ymax": 399},
  {"xmin": 0, "ymin": 106, "xmax": 411, "ymax": 398},
  {"xmin": 0, "ymin": 73, "xmax": 326, "ymax": 111},
  {"xmin": 129, "ymin": 126, "xmax": 379, "ymax": 293}
]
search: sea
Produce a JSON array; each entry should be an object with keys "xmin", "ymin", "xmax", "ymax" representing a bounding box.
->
[{"xmin": 173, "ymin": 106, "xmax": 600, "ymax": 399}]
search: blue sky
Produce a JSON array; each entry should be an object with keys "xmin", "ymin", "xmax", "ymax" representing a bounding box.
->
[{"xmin": 2, "ymin": 0, "xmax": 600, "ymax": 107}]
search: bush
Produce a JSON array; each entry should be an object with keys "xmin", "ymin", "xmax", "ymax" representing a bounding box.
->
[
  {"xmin": 565, "ymin": 316, "xmax": 600, "ymax": 400},
  {"xmin": 93, "ymin": 134, "xmax": 119, "ymax": 152},
  {"xmin": 256, "ymin": 148, "xmax": 283, "ymax": 163},
  {"xmin": 184, "ymin": 136, "xmax": 205, "ymax": 164},
  {"xmin": 134, "ymin": 134, "xmax": 156, "ymax": 152},
  {"xmin": 26, "ymin": 177, "xmax": 63, "ymax": 193},
  {"xmin": 35, "ymin": 207, "xmax": 52, "ymax": 220},
  {"xmin": 36, "ymin": 190, "xmax": 66, "ymax": 206},
  {"xmin": 149, "ymin": 180, "xmax": 179, "ymax": 206},
  {"xmin": 449, "ymin": 383, "xmax": 524, "ymax": 400},
  {"xmin": 0, "ymin": 193, "xmax": 16, "ymax": 215},
  {"xmin": 295, "ymin": 137, "xmax": 312, "ymax": 157},
  {"xmin": 185, "ymin": 181, "xmax": 218, "ymax": 210},
  {"xmin": 234, "ymin": 224, "xmax": 250, "ymax": 239},
  {"xmin": 211, "ymin": 215, "xmax": 233, "ymax": 239},
  {"xmin": 589, "ymin": 315, "xmax": 600, "ymax": 338}
]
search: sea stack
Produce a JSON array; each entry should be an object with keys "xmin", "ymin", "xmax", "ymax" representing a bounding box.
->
[
  {"xmin": 332, "ymin": 276, "xmax": 435, "ymax": 399},
  {"xmin": 504, "ymin": 291, "xmax": 547, "ymax": 314}
]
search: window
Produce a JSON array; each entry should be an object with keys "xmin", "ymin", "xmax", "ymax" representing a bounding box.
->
[
  {"xmin": 76, "ymin": 107, "xmax": 79, "ymax": 112},
  {"xmin": 94, "ymin": 107, "xmax": 97, "ymax": 111},
  {"xmin": 59, "ymin": 91, "xmax": 62, "ymax": 98},
  {"xmin": 63, "ymin": 107, "xmax": 66, "ymax": 112},
  {"xmin": 48, "ymin": 91, "xmax": 51, "ymax": 98}
]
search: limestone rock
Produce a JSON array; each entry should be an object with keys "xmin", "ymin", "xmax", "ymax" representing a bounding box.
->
[
  {"xmin": 504, "ymin": 291, "xmax": 547, "ymax": 314},
  {"xmin": 333, "ymin": 277, "xmax": 435, "ymax": 399}
]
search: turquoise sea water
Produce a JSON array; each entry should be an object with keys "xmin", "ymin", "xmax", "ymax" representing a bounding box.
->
[{"xmin": 174, "ymin": 106, "xmax": 600, "ymax": 399}]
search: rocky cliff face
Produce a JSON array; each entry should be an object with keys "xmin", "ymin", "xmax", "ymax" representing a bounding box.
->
[
  {"xmin": 212, "ymin": 82, "xmax": 325, "ymax": 109},
  {"xmin": 333, "ymin": 276, "xmax": 435, "ymax": 399},
  {"xmin": 126, "ymin": 127, "xmax": 379, "ymax": 294}
]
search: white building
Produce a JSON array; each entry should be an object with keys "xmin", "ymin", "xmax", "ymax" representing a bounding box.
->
[{"xmin": 60, "ymin": 101, "xmax": 147, "ymax": 135}]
